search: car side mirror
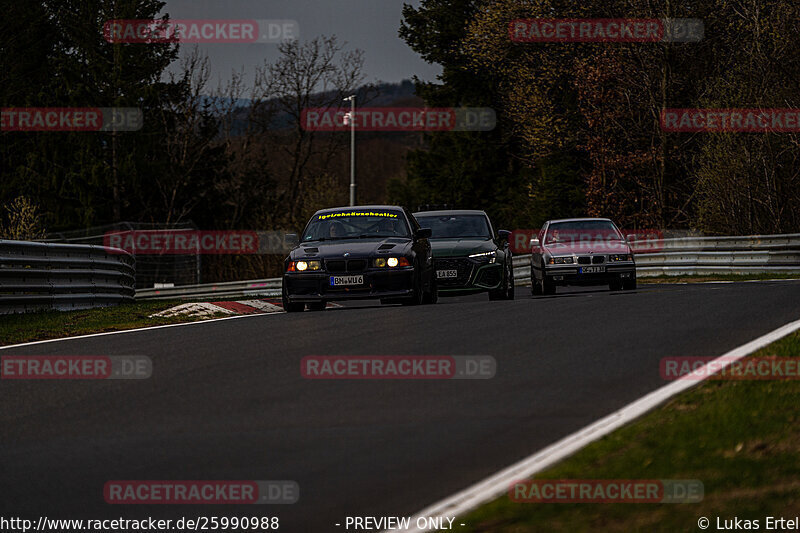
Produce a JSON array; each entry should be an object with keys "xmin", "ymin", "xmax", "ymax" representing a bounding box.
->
[
  {"xmin": 530, "ymin": 237, "xmax": 540, "ymax": 252},
  {"xmin": 415, "ymin": 227, "xmax": 432, "ymax": 239},
  {"xmin": 497, "ymin": 229, "xmax": 511, "ymax": 241},
  {"xmin": 285, "ymin": 233, "xmax": 299, "ymax": 248}
]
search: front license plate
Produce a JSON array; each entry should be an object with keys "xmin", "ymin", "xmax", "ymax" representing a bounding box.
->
[
  {"xmin": 436, "ymin": 269, "xmax": 458, "ymax": 279},
  {"xmin": 330, "ymin": 275, "xmax": 364, "ymax": 286},
  {"xmin": 580, "ymin": 266, "xmax": 606, "ymax": 274}
]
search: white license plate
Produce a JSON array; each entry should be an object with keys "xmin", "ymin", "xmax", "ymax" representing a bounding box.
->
[
  {"xmin": 330, "ymin": 275, "xmax": 364, "ymax": 286},
  {"xmin": 436, "ymin": 269, "xmax": 458, "ymax": 279},
  {"xmin": 580, "ymin": 266, "xmax": 606, "ymax": 274}
]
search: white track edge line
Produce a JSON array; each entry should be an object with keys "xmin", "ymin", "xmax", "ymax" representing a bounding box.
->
[
  {"xmin": 0, "ymin": 311, "xmax": 283, "ymax": 351},
  {"xmin": 395, "ymin": 316, "xmax": 800, "ymax": 533}
]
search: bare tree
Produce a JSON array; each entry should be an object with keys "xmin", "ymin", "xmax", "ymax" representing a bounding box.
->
[{"xmin": 253, "ymin": 36, "xmax": 371, "ymax": 225}]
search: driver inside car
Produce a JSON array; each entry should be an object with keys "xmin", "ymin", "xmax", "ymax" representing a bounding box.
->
[
  {"xmin": 328, "ymin": 221, "xmax": 345, "ymax": 238},
  {"xmin": 376, "ymin": 219, "xmax": 397, "ymax": 234}
]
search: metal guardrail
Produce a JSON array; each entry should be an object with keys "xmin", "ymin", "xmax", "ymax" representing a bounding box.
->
[
  {"xmin": 134, "ymin": 233, "xmax": 800, "ymax": 300},
  {"xmin": 0, "ymin": 239, "xmax": 136, "ymax": 314},
  {"xmin": 632, "ymin": 233, "xmax": 800, "ymax": 277}
]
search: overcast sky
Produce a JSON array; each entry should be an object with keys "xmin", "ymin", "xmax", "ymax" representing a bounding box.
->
[{"xmin": 162, "ymin": 0, "xmax": 442, "ymax": 89}]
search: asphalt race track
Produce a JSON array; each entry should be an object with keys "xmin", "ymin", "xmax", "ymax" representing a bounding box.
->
[{"xmin": 2, "ymin": 281, "xmax": 800, "ymax": 531}]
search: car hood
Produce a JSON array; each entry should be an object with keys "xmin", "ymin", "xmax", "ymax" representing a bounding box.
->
[
  {"xmin": 429, "ymin": 238, "xmax": 496, "ymax": 258},
  {"xmin": 290, "ymin": 237, "xmax": 411, "ymax": 259},
  {"xmin": 543, "ymin": 239, "xmax": 632, "ymax": 255}
]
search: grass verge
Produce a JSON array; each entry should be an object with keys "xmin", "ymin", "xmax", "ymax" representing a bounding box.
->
[
  {"xmin": 0, "ymin": 300, "xmax": 231, "ymax": 347},
  {"xmin": 455, "ymin": 331, "xmax": 800, "ymax": 532}
]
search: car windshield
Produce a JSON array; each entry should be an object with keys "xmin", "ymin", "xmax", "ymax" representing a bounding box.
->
[
  {"xmin": 302, "ymin": 210, "xmax": 410, "ymax": 241},
  {"xmin": 416, "ymin": 214, "xmax": 492, "ymax": 239},
  {"xmin": 545, "ymin": 220, "xmax": 623, "ymax": 244}
]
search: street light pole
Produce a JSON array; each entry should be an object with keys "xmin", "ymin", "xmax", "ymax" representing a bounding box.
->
[{"xmin": 344, "ymin": 95, "xmax": 356, "ymax": 206}]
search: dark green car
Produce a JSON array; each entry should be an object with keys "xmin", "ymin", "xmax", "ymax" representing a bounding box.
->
[{"xmin": 413, "ymin": 210, "xmax": 514, "ymax": 300}]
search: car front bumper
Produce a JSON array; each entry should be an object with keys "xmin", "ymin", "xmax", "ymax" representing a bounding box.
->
[
  {"xmin": 283, "ymin": 267, "xmax": 415, "ymax": 302},
  {"xmin": 433, "ymin": 257, "xmax": 503, "ymax": 294},
  {"xmin": 542, "ymin": 263, "xmax": 635, "ymax": 286}
]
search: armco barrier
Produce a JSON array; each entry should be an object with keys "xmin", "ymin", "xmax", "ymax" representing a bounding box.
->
[
  {"xmin": 630, "ymin": 233, "xmax": 800, "ymax": 277},
  {"xmin": 0, "ymin": 239, "xmax": 135, "ymax": 314},
  {"xmin": 133, "ymin": 233, "xmax": 800, "ymax": 300}
]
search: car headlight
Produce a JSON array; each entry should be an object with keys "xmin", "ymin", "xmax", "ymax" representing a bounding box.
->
[
  {"xmin": 548, "ymin": 256, "xmax": 574, "ymax": 264},
  {"xmin": 469, "ymin": 251, "xmax": 497, "ymax": 263},
  {"xmin": 288, "ymin": 260, "xmax": 321, "ymax": 272},
  {"xmin": 609, "ymin": 254, "xmax": 631, "ymax": 262},
  {"xmin": 374, "ymin": 256, "xmax": 411, "ymax": 267}
]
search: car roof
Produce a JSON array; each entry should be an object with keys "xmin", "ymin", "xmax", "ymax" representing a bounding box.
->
[
  {"xmin": 413, "ymin": 209, "xmax": 487, "ymax": 217},
  {"xmin": 547, "ymin": 217, "xmax": 614, "ymax": 224},
  {"xmin": 313, "ymin": 205, "xmax": 405, "ymax": 215}
]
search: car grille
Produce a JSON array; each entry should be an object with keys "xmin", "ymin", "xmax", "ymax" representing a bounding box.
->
[
  {"xmin": 326, "ymin": 260, "xmax": 346, "ymax": 272},
  {"xmin": 325, "ymin": 259, "xmax": 367, "ymax": 273},
  {"xmin": 592, "ymin": 256, "xmax": 605, "ymax": 264},
  {"xmin": 435, "ymin": 258, "xmax": 473, "ymax": 286},
  {"xmin": 577, "ymin": 256, "xmax": 591, "ymax": 265},
  {"xmin": 348, "ymin": 259, "xmax": 367, "ymax": 272}
]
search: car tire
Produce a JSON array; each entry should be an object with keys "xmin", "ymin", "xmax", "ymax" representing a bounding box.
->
[
  {"xmin": 609, "ymin": 279, "xmax": 623, "ymax": 291},
  {"xmin": 622, "ymin": 276, "xmax": 637, "ymax": 290},
  {"xmin": 489, "ymin": 259, "xmax": 514, "ymax": 300},
  {"xmin": 281, "ymin": 281, "xmax": 305, "ymax": 313},
  {"xmin": 307, "ymin": 301, "xmax": 326, "ymax": 311},
  {"xmin": 422, "ymin": 272, "xmax": 438, "ymax": 304},
  {"xmin": 401, "ymin": 267, "xmax": 424, "ymax": 306},
  {"xmin": 506, "ymin": 259, "xmax": 515, "ymax": 300},
  {"xmin": 531, "ymin": 270, "xmax": 542, "ymax": 295},
  {"xmin": 541, "ymin": 262, "xmax": 556, "ymax": 295}
]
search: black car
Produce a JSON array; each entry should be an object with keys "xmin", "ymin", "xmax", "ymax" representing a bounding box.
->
[
  {"xmin": 413, "ymin": 210, "xmax": 515, "ymax": 300},
  {"xmin": 281, "ymin": 206, "xmax": 437, "ymax": 312}
]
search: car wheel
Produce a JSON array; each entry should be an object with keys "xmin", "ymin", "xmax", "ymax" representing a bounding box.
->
[
  {"xmin": 489, "ymin": 260, "xmax": 513, "ymax": 300},
  {"xmin": 307, "ymin": 301, "xmax": 326, "ymax": 311},
  {"xmin": 541, "ymin": 263, "xmax": 556, "ymax": 295},
  {"xmin": 622, "ymin": 276, "xmax": 637, "ymax": 290},
  {"xmin": 531, "ymin": 270, "xmax": 542, "ymax": 295},
  {"xmin": 506, "ymin": 260, "xmax": 515, "ymax": 300},
  {"xmin": 422, "ymin": 272, "xmax": 438, "ymax": 304},
  {"xmin": 609, "ymin": 279, "xmax": 623, "ymax": 291},
  {"xmin": 401, "ymin": 267, "xmax": 424, "ymax": 306},
  {"xmin": 281, "ymin": 281, "xmax": 305, "ymax": 313}
]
